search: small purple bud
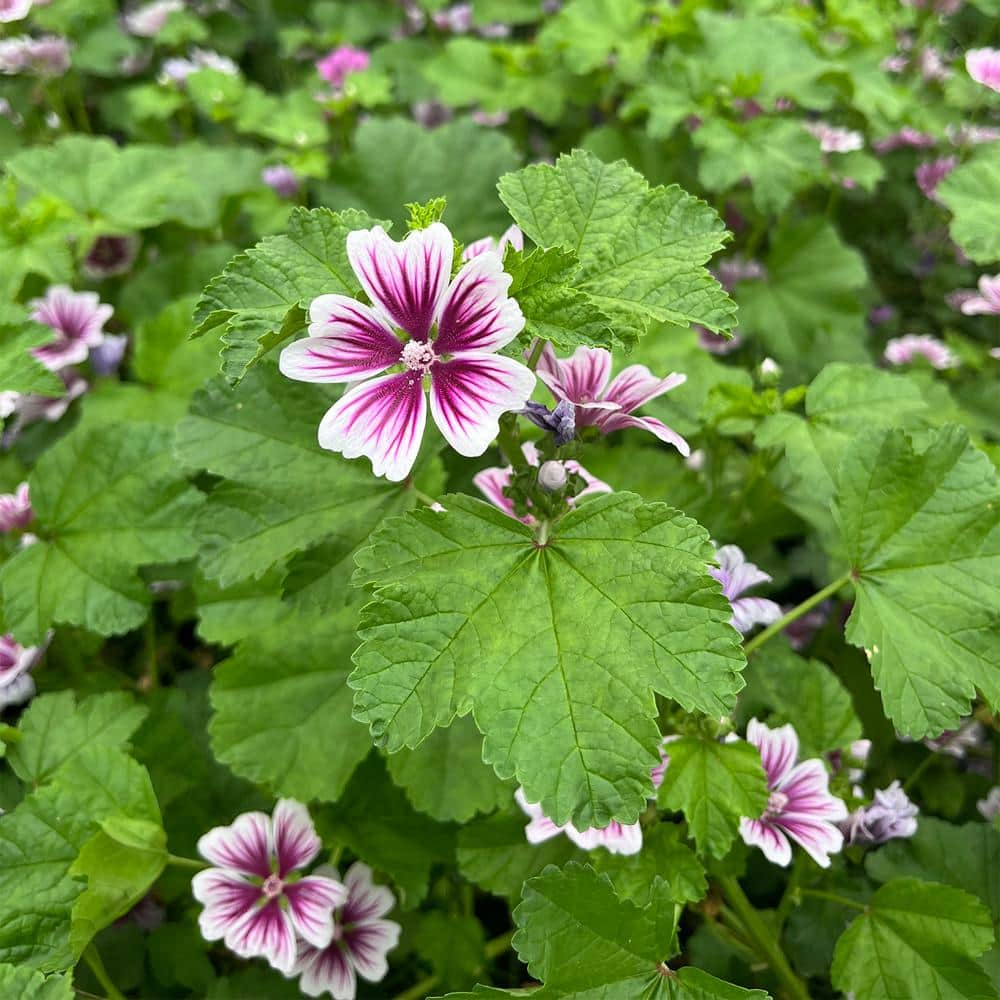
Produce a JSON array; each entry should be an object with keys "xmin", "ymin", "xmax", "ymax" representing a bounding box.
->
[
  {"xmin": 90, "ymin": 334, "xmax": 129, "ymax": 377},
  {"xmin": 83, "ymin": 235, "xmax": 140, "ymax": 279},
  {"xmin": 521, "ymin": 399, "xmax": 576, "ymax": 447},
  {"xmin": 411, "ymin": 100, "xmax": 453, "ymax": 129},
  {"xmin": 262, "ymin": 164, "xmax": 299, "ymax": 199},
  {"xmin": 842, "ymin": 781, "xmax": 918, "ymax": 846},
  {"xmin": 537, "ymin": 460, "xmax": 567, "ymax": 492}
]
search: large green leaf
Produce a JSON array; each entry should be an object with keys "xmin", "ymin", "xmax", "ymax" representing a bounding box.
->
[
  {"xmin": 0, "ymin": 325, "xmax": 65, "ymax": 397},
  {"xmin": 0, "ymin": 966, "xmax": 72, "ymax": 1000},
  {"xmin": 498, "ymin": 149, "xmax": 736, "ymax": 347},
  {"xmin": 938, "ymin": 145, "xmax": 1000, "ymax": 265},
  {"xmin": 537, "ymin": 0, "xmax": 649, "ymax": 75},
  {"xmin": 191, "ymin": 207, "xmax": 387, "ymax": 384},
  {"xmin": 352, "ymin": 492, "xmax": 745, "ymax": 828},
  {"xmin": 656, "ymin": 737, "xmax": 768, "ymax": 858},
  {"xmin": 834, "ymin": 426, "xmax": 1000, "ymax": 737},
  {"xmin": 0, "ymin": 423, "xmax": 202, "ymax": 644},
  {"xmin": 830, "ymin": 879, "xmax": 996, "ymax": 1000}
]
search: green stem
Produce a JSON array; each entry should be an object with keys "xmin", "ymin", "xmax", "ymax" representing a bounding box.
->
[
  {"xmin": 165, "ymin": 853, "xmax": 208, "ymax": 871},
  {"xmin": 484, "ymin": 928, "xmax": 514, "ymax": 959},
  {"xmin": 902, "ymin": 750, "xmax": 937, "ymax": 793},
  {"xmin": 412, "ymin": 489, "xmax": 439, "ymax": 508},
  {"xmin": 83, "ymin": 944, "xmax": 128, "ymax": 1000},
  {"xmin": 497, "ymin": 415, "xmax": 527, "ymax": 469},
  {"xmin": 392, "ymin": 930, "xmax": 516, "ymax": 1000},
  {"xmin": 525, "ymin": 337, "xmax": 547, "ymax": 371},
  {"xmin": 799, "ymin": 888, "xmax": 867, "ymax": 912},
  {"xmin": 716, "ymin": 875, "xmax": 810, "ymax": 1000},
  {"xmin": 743, "ymin": 572, "xmax": 853, "ymax": 658}
]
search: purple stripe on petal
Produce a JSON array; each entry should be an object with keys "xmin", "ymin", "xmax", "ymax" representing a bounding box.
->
[
  {"xmin": 197, "ymin": 811, "xmax": 272, "ymax": 878},
  {"xmin": 272, "ymin": 798, "xmax": 322, "ymax": 875},
  {"xmin": 747, "ymin": 719, "xmax": 799, "ymax": 787},
  {"xmin": 285, "ymin": 875, "xmax": 346, "ymax": 949},
  {"xmin": 739, "ymin": 817, "xmax": 792, "ymax": 866},
  {"xmin": 595, "ymin": 412, "xmax": 691, "ymax": 456},
  {"xmin": 570, "ymin": 820, "xmax": 643, "ymax": 856},
  {"xmin": 192, "ymin": 870, "xmax": 261, "ymax": 940},
  {"xmin": 538, "ymin": 345, "xmax": 613, "ymax": 406},
  {"xmin": 346, "ymin": 224, "xmax": 453, "ymax": 341},
  {"xmin": 776, "ymin": 816, "xmax": 844, "ymax": 868},
  {"xmin": 296, "ymin": 941, "xmax": 357, "ymax": 999},
  {"xmin": 343, "ymin": 863, "xmax": 396, "ymax": 924},
  {"xmin": 429, "ymin": 352, "xmax": 535, "ymax": 457},
  {"xmin": 730, "ymin": 597, "xmax": 782, "ymax": 634},
  {"xmin": 318, "ymin": 372, "xmax": 427, "ymax": 482},
  {"xmin": 346, "ymin": 920, "xmax": 401, "ymax": 982},
  {"xmin": 604, "ymin": 365, "xmax": 686, "ymax": 413},
  {"xmin": 434, "ymin": 253, "xmax": 525, "ymax": 355},
  {"xmin": 473, "ymin": 465, "xmax": 517, "ymax": 518},
  {"xmin": 225, "ymin": 898, "xmax": 297, "ymax": 974}
]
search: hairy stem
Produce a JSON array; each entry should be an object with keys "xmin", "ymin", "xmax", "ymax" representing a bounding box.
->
[
  {"xmin": 165, "ymin": 853, "xmax": 208, "ymax": 871},
  {"xmin": 743, "ymin": 571, "xmax": 853, "ymax": 658},
  {"xmin": 83, "ymin": 944, "xmax": 128, "ymax": 1000},
  {"xmin": 799, "ymin": 888, "xmax": 867, "ymax": 912},
  {"xmin": 716, "ymin": 875, "xmax": 811, "ymax": 1000},
  {"xmin": 497, "ymin": 414, "xmax": 527, "ymax": 469}
]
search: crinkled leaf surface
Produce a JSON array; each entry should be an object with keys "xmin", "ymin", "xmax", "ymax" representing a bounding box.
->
[
  {"xmin": 834, "ymin": 426, "xmax": 1000, "ymax": 737},
  {"xmin": 498, "ymin": 150, "xmax": 736, "ymax": 347},
  {"xmin": 656, "ymin": 737, "xmax": 768, "ymax": 858},
  {"xmin": 937, "ymin": 145, "xmax": 1000, "ymax": 265},
  {"xmin": 0, "ymin": 423, "xmax": 202, "ymax": 645},
  {"xmin": 0, "ymin": 965, "xmax": 72, "ymax": 1000},
  {"xmin": 0, "ymin": 324, "xmax": 65, "ymax": 397},
  {"xmin": 191, "ymin": 207, "xmax": 387, "ymax": 384},
  {"xmin": 830, "ymin": 879, "xmax": 996, "ymax": 1000},
  {"xmin": 352, "ymin": 492, "xmax": 745, "ymax": 828}
]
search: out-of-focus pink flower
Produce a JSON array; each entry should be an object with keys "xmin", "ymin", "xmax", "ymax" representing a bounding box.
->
[
  {"xmin": 881, "ymin": 54, "xmax": 909, "ymax": 73},
  {"xmin": 709, "ymin": 544, "xmax": 782, "ymax": 635},
  {"xmin": 279, "ymin": 222, "xmax": 535, "ymax": 482},
  {"xmin": 918, "ymin": 47, "xmax": 951, "ymax": 82},
  {"xmin": 966, "ymin": 48, "xmax": 1000, "ymax": 92},
  {"xmin": 923, "ymin": 719, "xmax": 985, "ymax": 757},
  {"xmin": 11, "ymin": 372, "xmax": 88, "ymax": 427},
  {"xmin": 685, "ymin": 449, "xmax": 704, "ymax": 471},
  {"xmin": 872, "ymin": 127, "xmax": 936, "ymax": 154},
  {"xmin": 471, "ymin": 108, "xmax": 509, "ymax": 127},
  {"xmin": 947, "ymin": 123, "xmax": 1000, "ymax": 145},
  {"xmin": 991, "ymin": 347, "xmax": 1000, "ymax": 359},
  {"xmin": 316, "ymin": 45, "xmax": 370, "ymax": 88},
  {"xmin": 0, "ymin": 0, "xmax": 32, "ymax": 23},
  {"xmin": 514, "ymin": 743, "xmax": 671, "ymax": 857},
  {"xmin": 841, "ymin": 781, "xmax": 918, "ymax": 846},
  {"xmin": 696, "ymin": 325, "xmax": 743, "ymax": 355},
  {"xmin": 774, "ymin": 97, "xmax": 795, "ymax": 111},
  {"xmin": 262, "ymin": 164, "xmax": 300, "ymax": 199},
  {"xmin": 160, "ymin": 48, "xmax": 238, "ymax": 84},
  {"xmin": 473, "ymin": 441, "xmax": 611, "ymax": 524},
  {"xmin": 192, "ymin": 800, "xmax": 347, "ymax": 974},
  {"xmin": 955, "ymin": 274, "xmax": 1000, "ymax": 315},
  {"xmin": 804, "ymin": 121, "xmax": 864, "ymax": 153},
  {"xmin": 30, "ymin": 286, "xmax": 111, "ymax": 372},
  {"xmin": 714, "ymin": 256, "xmax": 766, "ymax": 293},
  {"xmin": 739, "ymin": 719, "xmax": 848, "ymax": 868},
  {"xmin": 868, "ymin": 304, "xmax": 897, "ymax": 326},
  {"xmin": 462, "ymin": 224, "xmax": 523, "ymax": 262},
  {"xmin": 784, "ymin": 602, "xmax": 831, "ymax": 650},
  {"xmin": 410, "ymin": 100, "xmax": 453, "ymax": 129},
  {"xmin": 83, "ymin": 235, "xmax": 140, "ymax": 279},
  {"xmin": 0, "ymin": 483, "xmax": 33, "ymax": 532},
  {"xmin": 977, "ymin": 787, "xmax": 1000, "ymax": 821},
  {"xmin": 537, "ymin": 345, "xmax": 689, "ymax": 455},
  {"xmin": 0, "ymin": 35, "xmax": 71, "ymax": 76},
  {"xmin": 915, "ymin": 156, "xmax": 957, "ymax": 201},
  {"xmin": 90, "ymin": 334, "xmax": 129, "ymax": 377},
  {"xmin": 0, "ymin": 633, "xmax": 43, "ymax": 710},
  {"xmin": 122, "ymin": 0, "xmax": 183, "ymax": 36},
  {"xmin": 432, "ymin": 3, "xmax": 473, "ymax": 32},
  {"xmin": 290, "ymin": 862, "xmax": 401, "ymax": 1000},
  {"xmin": 884, "ymin": 334, "xmax": 958, "ymax": 369}
]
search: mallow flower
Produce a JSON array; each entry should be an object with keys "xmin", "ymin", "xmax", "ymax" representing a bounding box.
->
[
  {"xmin": 841, "ymin": 781, "xmax": 918, "ymax": 846},
  {"xmin": 122, "ymin": 0, "xmax": 183, "ymax": 36},
  {"xmin": 883, "ymin": 333, "xmax": 957, "ymax": 369},
  {"xmin": 462, "ymin": 224, "xmax": 523, "ymax": 261},
  {"xmin": 0, "ymin": 482, "xmax": 33, "ymax": 532},
  {"xmin": 316, "ymin": 45, "xmax": 370, "ymax": 89},
  {"xmin": 739, "ymin": 719, "xmax": 848, "ymax": 868},
  {"xmin": 0, "ymin": 633, "xmax": 43, "ymax": 710},
  {"xmin": 0, "ymin": 0, "xmax": 32, "ymax": 23},
  {"xmin": 192, "ymin": 800, "xmax": 347, "ymax": 974},
  {"xmin": 956, "ymin": 274, "xmax": 1000, "ymax": 315},
  {"xmin": 280, "ymin": 222, "xmax": 535, "ymax": 482},
  {"xmin": 289, "ymin": 862, "xmax": 401, "ymax": 1000},
  {"xmin": 30, "ymin": 286, "xmax": 111, "ymax": 371},
  {"xmin": 536, "ymin": 344, "xmax": 689, "ymax": 455},
  {"xmin": 966, "ymin": 48, "xmax": 1000, "ymax": 92},
  {"xmin": 977, "ymin": 787, "xmax": 1000, "ymax": 821},
  {"xmin": 709, "ymin": 544, "xmax": 782, "ymax": 634},
  {"xmin": 915, "ymin": 156, "xmax": 957, "ymax": 201},
  {"xmin": 803, "ymin": 121, "xmax": 864, "ymax": 153}
]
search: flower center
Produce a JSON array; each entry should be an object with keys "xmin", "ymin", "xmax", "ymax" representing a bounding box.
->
[
  {"xmin": 764, "ymin": 790, "xmax": 789, "ymax": 819},
  {"xmin": 401, "ymin": 340, "xmax": 436, "ymax": 374},
  {"xmin": 261, "ymin": 874, "xmax": 284, "ymax": 899}
]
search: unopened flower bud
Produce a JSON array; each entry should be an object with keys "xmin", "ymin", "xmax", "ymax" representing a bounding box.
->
[
  {"xmin": 758, "ymin": 357, "xmax": 782, "ymax": 384},
  {"xmin": 537, "ymin": 460, "xmax": 567, "ymax": 492}
]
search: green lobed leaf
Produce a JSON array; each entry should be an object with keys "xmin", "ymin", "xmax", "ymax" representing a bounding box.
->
[
  {"xmin": 191, "ymin": 207, "xmax": 388, "ymax": 385},
  {"xmin": 498, "ymin": 149, "xmax": 736, "ymax": 347},
  {"xmin": 0, "ymin": 965, "xmax": 72, "ymax": 1000},
  {"xmin": 0, "ymin": 423, "xmax": 202, "ymax": 645},
  {"xmin": 351, "ymin": 492, "xmax": 746, "ymax": 829},
  {"xmin": 656, "ymin": 737, "xmax": 769, "ymax": 858},
  {"xmin": 6, "ymin": 691, "xmax": 148, "ymax": 786},
  {"xmin": 537, "ymin": 0, "xmax": 649, "ymax": 76},
  {"xmin": 830, "ymin": 878, "xmax": 996, "ymax": 1000},
  {"xmin": 834, "ymin": 426, "xmax": 1000, "ymax": 737},
  {"xmin": 0, "ymin": 325, "xmax": 65, "ymax": 397},
  {"xmin": 937, "ymin": 145, "xmax": 1000, "ymax": 265}
]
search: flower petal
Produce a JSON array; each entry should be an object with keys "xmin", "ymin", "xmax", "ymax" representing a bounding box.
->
[
  {"xmin": 730, "ymin": 597, "xmax": 782, "ymax": 634},
  {"xmin": 346, "ymin": 919, "xmax": 401, "ymax": 982},
  {"xmin": 343, "ymin": 862, "xmax": 397, "ymax": 924},
  {"xmin": 433, "ymin": 253, "xmax": 525, "ymax": 355},
  {"xmin": 285, "ymin": 875, "xmax": 346, "ymax": 949},
  {"xmin": 536, "ymin": 344, "xmax": 614, "ymax": 407},
  {"xmin": 778, "ymin": 760, "xmax": 848, "ymax": 820},
  {"xmin": 280, "ymin": 296, "xmax": 402, "ymax": 383},
  {"xmin": 570, "ymin": 821, "xmax": 643, "ymax": 856},
  {"xmin": 739, "ymin": 817, "xmax": 793, "ymax": 866},
  {"xmin": 272, "ymin": 798, "xmax": 322, "ymax": 876},
  {"xmin": 226, "ymin": 898, "xmax": 298, "ymax": 974},
  {"xmin": 295, "ymin": 942, "xmax": 357, "ymax": 1000},
  {"xmin": 429, "ymin": 353, "xmax": 536, "ymax": 457},
  {"xmin": 604, "ymin": 365, "xmax": 686, "ymax": 413},
  {"xmin": 197, "ymin": 811, "xmax": 272, "ymax": 878},
  {"xmin": 515, "ymin": 787, "xmax": 565, "ymax": 844},
  {"xmin": 775, "ymin": 815, "xmax": 844, "ymax": 868},
  {"xmin": 318, "ymin": 372, "xmax": 427, "ymax": 482},
  {"xmin": 472, "ymin": 464, "xmax": 516, "ymax": 518},
  {"xmin": 564, "ymin": 460, "xmax": 613, "ymax": 500},
  {"xmin": 346, "ymin": 223, "xmax": 453, "ymax": 341},
  {"xmin": 192, "ymin": 869, "xmax": 261, "ymax": 940},
  {"xmin": 746, "ymin": 718, "xmax": 799, "ymax": 787},
  {"xmin": 594, "ymin": 411, "xmax": 691, "ymax": 456}
]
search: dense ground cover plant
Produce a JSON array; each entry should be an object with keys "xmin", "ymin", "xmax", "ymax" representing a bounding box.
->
[{"xmin": 0, "ymin": 0, "xmax": 998, "ymax": 997}]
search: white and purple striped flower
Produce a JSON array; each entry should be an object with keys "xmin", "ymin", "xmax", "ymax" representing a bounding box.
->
[
  {"xmin": 804, "ymin": 121, "xmax": 864, "ymax": 154},
  {"xmin": 0, "ymin": 633, "xmax": 42, "ymax": 710},
  {"xmin": 536, "ymin": 344, "xmax": 689, "ymax": 455},
  {"xmin": 122, "ymin": 0, "xmax": 182, "ymax": 36},
  {"xmin": 841, "ymin": 781, "xmax": 918, "ymax": 846},
  {"xmin": 279, "ymin": 222, "xmax": 535, "ymax": 482},
  {"xmin": 0, "ymin": 483, "xmax": 33, "ymax": 532},
  {"xmin": 192, "ymin": 800, "xmax": 347, "ymax": 975},
  {"xmin": 709, "ymin": 545, "xmax": 782, "ymax": 635},
  {"xmin": 915, "ymin": 156, "xmax": 957, "ymax": 201},
  {"xmin": 956, "ymin": 274, "xmax": 1000, "ymax": 315},
  {"xmin": 739, "ymin": 719, "xmax": 848, "ymax": 868},
  {"xmin": 884, "ymin": 333, "xmax": 958, "ymax": 370},
  {"xmin": 0, "ymin": 0, "xmax": 32, "ymax": 23},
  {"xmin": 461, "ymin": 224, "xmax": 523, "ymax": 262},
  {"xmin": 289, "ymin": 862, "xmax": 400, "ymax": 1000},
  {"xmin": 966, "ymin": 48, "xmax": 1000, "ymax": 92},
  {"xmin": 473, "ymin": 440, "xmax": 611, "ymax": 524},
  {"xmin": 30, "ymin": 286, "xmax": 111, "ymax": 372}
]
